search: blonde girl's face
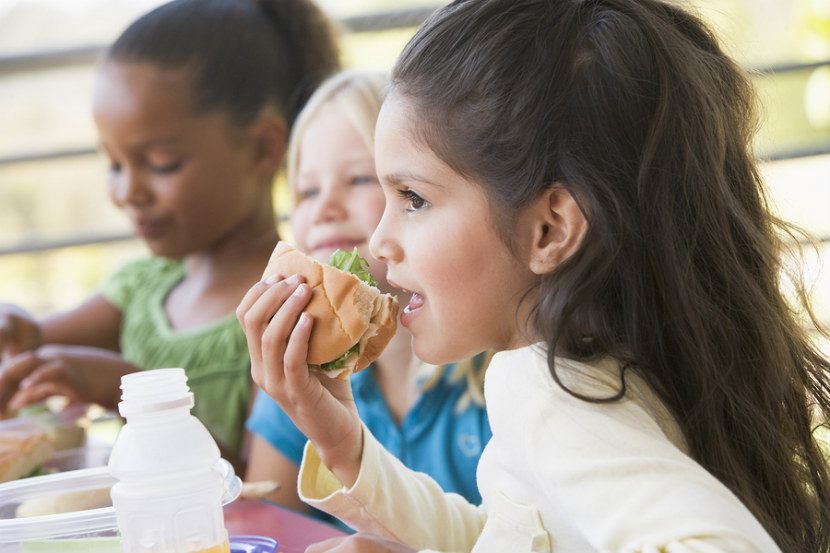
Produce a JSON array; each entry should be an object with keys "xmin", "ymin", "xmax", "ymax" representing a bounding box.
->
[
  {"xmin": 92, "ymin": 61, "xmax": 268, "ymax": 259},
  {"xmin": 290, "ymin": 101, "xmax": 392, "ymax": 293},
  {"xmin": 370, "ymin": 93, "xmax": 539, "ymax": 365}
]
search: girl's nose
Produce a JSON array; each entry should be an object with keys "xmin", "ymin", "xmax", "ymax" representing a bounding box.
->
[
  {"xmin": 109, "ymin": 169, "xmax": 149, "ymax": 207},
  {"xmin": 369, "ymin": 209, "xmax": 401, "ymax": 265},
  {"xmin": 313, "ymin": 183, "xmax": 347, "ymax": 222}
]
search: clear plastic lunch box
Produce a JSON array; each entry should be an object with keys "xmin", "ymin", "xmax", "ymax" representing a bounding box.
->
[{"xmin": 0, "ymin": 459, "xmax": 242, "ymax": 552}]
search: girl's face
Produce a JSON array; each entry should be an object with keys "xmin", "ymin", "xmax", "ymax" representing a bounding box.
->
[
  {"xmin": 92, "ymin": 62, "xmax": 268, "ymax": 259},
  {"xmin": 370, "ymin": 93, "xmax": 539, "ymax": 365},
  {"xmin": 290, "ymin": 101, "xmax": 393, "ymax": 293}
]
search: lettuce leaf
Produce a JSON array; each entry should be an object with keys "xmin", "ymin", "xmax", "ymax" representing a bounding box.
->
[
  {"xmin": 319, "ymin": 248, "xmax": 376, "ymax": 372},
  {"xmin": 320, "ymin": 343, "xmax": 360, "ymax": 372},
  {"xmin": 327, "ymin": 247, "xmax": 377, "ymax": 287}
]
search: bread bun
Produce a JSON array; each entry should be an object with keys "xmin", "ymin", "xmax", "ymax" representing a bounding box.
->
[
  {"xmin": 262, "ymin": 241, "xmax": 399, "ymax": 379},
  {"xmin": 0, "ymin": 428, "xmax": 53, "ymax": 483}
]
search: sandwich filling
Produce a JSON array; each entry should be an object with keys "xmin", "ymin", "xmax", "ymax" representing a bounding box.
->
[{"xmin": 321, "ymin": 248, "xmax": 381, "ymax": 374}]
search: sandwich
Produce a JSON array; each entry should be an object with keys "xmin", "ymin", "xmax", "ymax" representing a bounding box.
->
[
  {"xmin": 0, "ymin": 427, "xmax": 54, "ymax": 483},
  {"xmin": 262, "ymin": 241, "xmax": 399, "ymax": 379}
]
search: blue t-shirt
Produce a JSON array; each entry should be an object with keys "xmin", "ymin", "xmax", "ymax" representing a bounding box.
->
[{"xmin": 247, "ymin": 362, "xmax": 491, "ymax": 505}]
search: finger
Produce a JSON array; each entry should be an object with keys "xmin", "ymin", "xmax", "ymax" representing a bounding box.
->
[
  {"xmin": 257, "ymin": 280, "xmax": 311, "ymax": 358},
  {"xmin": 8, "ymin": 379, "xmax": 73, "ymax": 412},
  {"xmin": 239, "ymin": 277, "xmax": 301, "ymax": 382},
  {"xmin": 8, "ymin": 359, "xmax": 78, "ymax": 410},
  {"xmin": 284, "ymin": 311, "xmax": 313, "ymax": 374},
  {"xmin": 236, "ymin": 278, "xmax": 281, "ymax": 331},
  {"xmin": 263, "ymin": 284, "xmax": 312, "ymax": 376},
  {"xmin": 18, "ymin": 359, "xmax": 74, "ymax": 391},
  {"xmin": 0, "ymin": 352, "xmax": 43, "ymax": 411},
  {"xmin": 279, "ymin": 310, "xmax": 315, "ymax": 397},
  {"xmin": 239, "ymin": 275, "xmax": 305, "ymax": 341}
]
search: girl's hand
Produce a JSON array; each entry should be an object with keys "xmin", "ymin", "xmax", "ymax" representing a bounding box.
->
[
  {"xmin": 237, "ymin": 274, "xmax": 364, "ymax": 487},
  {"xmin": 306, "ymin": 533, "xmax": 418, "ymax": 553},
  {"xmin": 0, "ymin": 344, "xmax": 136, "ymax": 416},
  {"xmin": 0, "ymin": 304, "xmax": 41, "ymax": 362}
]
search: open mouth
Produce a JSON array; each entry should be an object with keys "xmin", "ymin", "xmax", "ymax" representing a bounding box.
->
[
  {"xmin": 403, "ymin": 293, "xmax": 424, "ymax": 314},
  {"xmin": 400, "ymin": 292, "xmax": 424, "ymax": 328}
]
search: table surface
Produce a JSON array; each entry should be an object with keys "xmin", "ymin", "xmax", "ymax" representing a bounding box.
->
[{"xmin": 224, "ymin": 498, "xmax": 348, "ymax": 553}]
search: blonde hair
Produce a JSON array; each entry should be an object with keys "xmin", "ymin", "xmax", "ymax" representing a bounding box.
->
[
  {"xmin": 421, "ymin": 350, "xmax": 493, "ymax": 411},
  {"xmin": 286, "ymin": 68, "xmax": 389, "ymax": 205}
]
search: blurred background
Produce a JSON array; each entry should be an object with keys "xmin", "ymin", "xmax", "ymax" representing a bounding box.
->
[{"xmin": 0, "ymin": 0, "xmax": 828, "ymax": 352}]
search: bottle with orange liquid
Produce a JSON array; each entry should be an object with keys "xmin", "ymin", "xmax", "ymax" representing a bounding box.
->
[{"xmin": 109, "ymin": 368, "xmax": 230, "ymax": 553}]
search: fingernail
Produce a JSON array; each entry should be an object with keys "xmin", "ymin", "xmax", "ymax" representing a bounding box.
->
[
  {"xmin": 292, "ymin": 283, "xmax": 306, "ymax": 296},
  {"xmin": 264, "ymin": 274, "xmax": 280, "ymax": 284},
  {"xmin": 285, "ymin": 274, "xmax": 300, "ymax": 285}
]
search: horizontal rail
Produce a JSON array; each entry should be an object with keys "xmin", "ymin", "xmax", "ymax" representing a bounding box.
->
[
  {"xmin": 0, "ymin": 7, "xmax": 440, "ymax": 77},
  {"xmin": 0, "ymin": 44, "xmax": 103, "ymax": 76},
  {"xmin": 0, "ymin": 232, "xmax": 136, "ymax": 256},
  {"xmin": 339, "ymin": 6, "xmax": 439, "ymax": 33},
  {"xmin": 1, "ymin": 42, "xmax": 825, "ymax": 79},
  {"xmin": 760, "ymin": 145, "xmax": 830, "ymax": 162},
  {"xmin": 751, "ymin": 59, "xmax": 830, "ymax": 75},
  {"xmin": 1, "ymin": 146, "xmax": 98, "ymax": 165},
  {"xmin": 2, "ymin": 142, "xmax": 828, "ymax": 169}
]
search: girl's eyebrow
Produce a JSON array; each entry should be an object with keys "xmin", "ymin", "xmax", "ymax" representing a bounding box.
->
[
  {"xmin": 382, "ymin": 171, "xmax": 441, "ymax": 189},
  {"xmin": 137, "ymin": 137, "xmax": 181, "ymax": 149}
]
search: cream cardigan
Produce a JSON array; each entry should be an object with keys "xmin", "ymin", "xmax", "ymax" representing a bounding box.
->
[{"xmin": 299, "ymin": 344, "xmax": 781, "ymax": 553}]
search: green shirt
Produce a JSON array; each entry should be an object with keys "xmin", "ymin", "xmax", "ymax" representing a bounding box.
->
[{"xmin": 101, "ymin": 257, "xmax": 251, "ymax": 454}]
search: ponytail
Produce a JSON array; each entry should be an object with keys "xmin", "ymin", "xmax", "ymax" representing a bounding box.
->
[
  {"xmin": 258, "ymin": 0, "xmax": 341, "ymax": 126},
  {"xmin": 106, "ymin": 0, "xmax": 341, "ymax": 128}
]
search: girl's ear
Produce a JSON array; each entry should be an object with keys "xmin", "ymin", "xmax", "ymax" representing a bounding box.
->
[
  {"xmin": 251, "ymin": 114, "xmax": 288, "ymax": 177},
  {"xmin": 527, "ymin": 185, "xmax": 588, "ymax": 275}
]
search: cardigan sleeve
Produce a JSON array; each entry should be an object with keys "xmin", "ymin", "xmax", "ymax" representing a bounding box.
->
[{"xmin": 298, "ymin": 424, "xmax": 486, "ymax": 552}]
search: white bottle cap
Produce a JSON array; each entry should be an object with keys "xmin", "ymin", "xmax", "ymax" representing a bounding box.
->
[{"xmin": 118, "ymin": 368, "xmax": 194, "ymax": 418}]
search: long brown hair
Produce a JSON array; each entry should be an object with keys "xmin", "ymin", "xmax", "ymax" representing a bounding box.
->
[{"xmin": 391, "ymin": 0, "xmax": 830, "ymax": 550}]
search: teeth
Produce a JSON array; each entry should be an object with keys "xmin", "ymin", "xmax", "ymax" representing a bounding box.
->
[{"xmin": 403, "ymin": 305, "xmax": 411, "ymax": 314}]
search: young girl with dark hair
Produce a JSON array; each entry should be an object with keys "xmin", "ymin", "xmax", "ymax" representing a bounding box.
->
[
  {"xmin": 237, "ymin": 0, "xmax": 830, "ymax": 551},
  {"xmin": 0, "ymin": 0, "xmax": 340, "ymax": 471}
]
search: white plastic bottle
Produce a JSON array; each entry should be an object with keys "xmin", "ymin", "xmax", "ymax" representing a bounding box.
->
[{"xmin": 108, "ymin": 368, "xmax": 229, "ymax": 553}]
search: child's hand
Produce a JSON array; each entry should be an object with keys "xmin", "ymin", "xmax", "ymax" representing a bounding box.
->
[
  {"xmin": 0, "ymin": 344, "xmax": 136, "ymax": 416},
  {"xmin": 0, "ymin": 304, "xmax": 41, "ymax": 362},
  {"xmin": 306, "ymin": 533, "xmax": 418, "ymax": 553},
  {"xmin": 237, "ymin": 274, "xmax": 364, "ymax": 487}
]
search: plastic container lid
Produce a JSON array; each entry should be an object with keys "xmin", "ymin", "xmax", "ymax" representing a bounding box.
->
[
  {"xmin": 229, "ymin": 535, "xmax": 279, "ymax": 553},
  {"xmin": 0, "ymin": 535, "xmax": 278, "ymax": 553},
  {"xmin": 0, "ymin": 459, "xmax": 241, "ymax": 543}
]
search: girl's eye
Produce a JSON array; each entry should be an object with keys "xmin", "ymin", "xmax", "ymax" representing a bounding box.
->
[
  {"xmin": 296, "ymin": 186, "xmax": 319, "ymax": 202},
  {"xmin": 351, "ymin": 175, "xmax": 378, "ymax": 186},
  {"xmin": 397, "ymin": 188, "xmax": 428, "ymax": 211},
  {"xmin": 150, "ymin": 162, "xmax": 181, "ymax": 174}
]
